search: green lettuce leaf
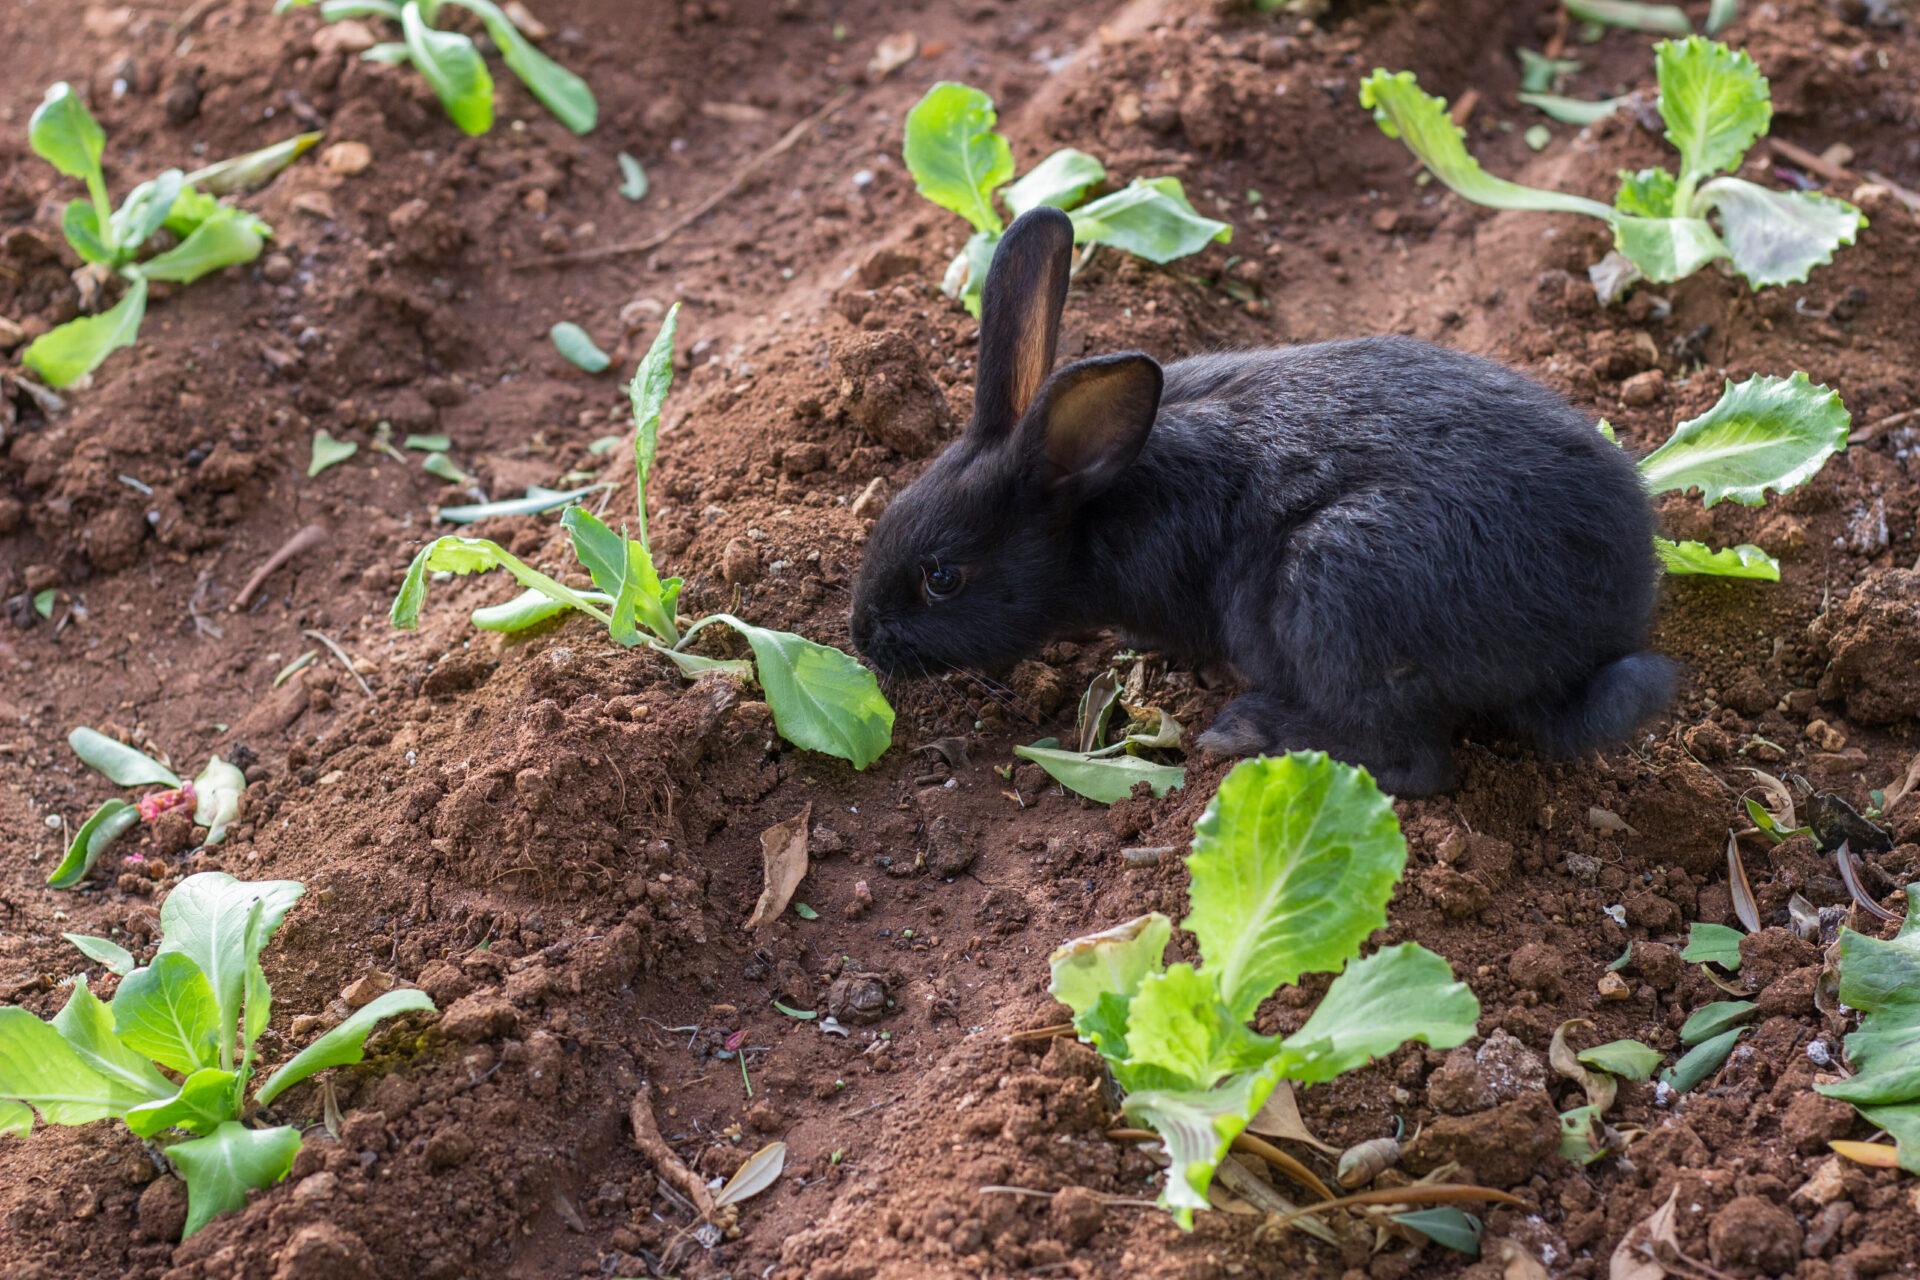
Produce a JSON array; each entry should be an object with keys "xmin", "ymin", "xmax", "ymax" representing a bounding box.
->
[
  {"xmin": 1653, "ymin": 537, "xmax": 1780, "ymax": 580},
  {"xmin": 1680, "ymin": 921, "xmax": 1744, "ymax": 968},
  {"xmin": 1680, "ymin": 999, "xmax": 1757, "ymax": 1045},
  {"xmin": 470, "ymin": 586, "xmax": 610, "ymax": 633},
  {"xmin": 110, "ymin": 170, "xmax": 185, "ymax": 255},
  {"xmin": 22, "ymin": 275, "xmax": 148, "ymax": 388},
  {"xmin": 1661, "ymin": 1026, "xmax": 1744, "ymax": 1092},
  {"xmin": 703, "ymin": 614, "xmax": 894, "ymax": 769},
  {"xmin": 1047, "ymin": 913, "xmax": 1171, "ymax": 1059},
  {"xmin": 46, "ymin": 798, "xmax": 141, "ymax": 889},
  {"xmin": 1012, "ymin": 743, "xmax": 1185, "ymax": 805},
  {"xmin": 1612, "ymin": 214, "xmax": 1727, "ymax": 283},
  {"xmin": 400, "ymin": 2, "xmax": 494, "ymax": 135},
  {"xmin": 255, "ymin": 988, "xmax": 435, "ymax": 1105},
  {"xmin": 1577, "ymin": 1039, "xmax": 1664, "ymax": 1081},
  {"xmin": 63, "ymin": 933, "xmax": 137, "ymax": 975},
  {"xmin": 111, "ymin": 952, "xmax": 222, "ymax": 1075},
  {"xmin": 29, "ymin": 82, "xmax": 107, "ymax": 186},
  {"xmin": 192, "ymin": 755, "xmax": 246, "ymax": 846},
  {"xmin": 1816, "ymin": 887, "xmax": 1920, "ymax": 1108},
  {"xmin": 628, "ymin": 302, "xmax": 680, "ymax": 547},
  {"xmin": 124, "ymin": 1067, "xmax": 239, "ymax": 1139},
  {"xmin": 390, "ymin": 534, "xmax": 612, "ymax": 631},
  {"xmin": 1002, "ymin": 148, "xmax": 1106, "ymax": 219},
  {"xmin": 156, "ymin": 874, "xmax": 305, "ymax": 1072},
  {"xmin": 1567, "ymin": 0, "xmax": 1692, "ymax": 33},
  {"xmin": 1656, "ymin": 36, "xmax": 1770, "ymax": 183},
  {"xmin": 441, "ymin": 0, "xmax": 595, "ymax": 134},
  {"xmin": 1615, "ymin": 167, "xmax": 1679, "ymax": 217},
  {"xmin": 51, "ymin": 978, "xmax": 175, "ymax": 1105},
  {"xmin": 69, "ymin": 725, "xmax": 180, "ymax": 786},
  {"xmin": 1278, "ymin": 943, "xmax": 1479, "ymax": 1085},
  {"xmin": 902, "ymin": 82, "xmax": 1010, "ymax": 235},
  {"xmin": 1118, "ymin": 964, "xmax": 1284, "ymax": 1092},
  {"xmin": 182, "ymin": 130, "xmax": 322, "ymax": 195},
  {"xmin": 61, "ymin": 200, "xmax": 115, "ymax": 265},
  {"xmin": 1121, "ymin": 1066, "xmax": 1283, "ymax": 1229},
  {"xmin": 0, "ymin": 1007, "xmax": 138, "ymax": 1127},
  {"xmin": 168, "ymin": 1121, "xmax": 302, "ymax": 1237},
  {"xmin": 1183, "ymin": 752, "xmax": 1406, "ymax": 1021},
  {"xmin": 1070, "ymin": 177, "xmax": 1230, "ymax": 264},
  {"xmin": 1696, "ymin": 179, "xmax": 1866, "ymax": 289},
  {"xmin": 560, "ymin": 507, "xmax": 676, "ymax": 646},
  {"xmin": 1638, "ymin": 372, "xmax": 1850, "ymax": 507}
]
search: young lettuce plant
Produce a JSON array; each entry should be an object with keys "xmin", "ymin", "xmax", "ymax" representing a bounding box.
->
[
  {"xmin": 277, "ymin": 0, "xmax": 594, "ymax": 137},
  {"xmin": 1814, "ymin": 887, "xmax": 1920, "ymax": 1172},
  {"xmin": 1049, "ymin": 752, "xmax": 1480, "ymax": 1224},
  {"xmin": 23, "ymin": 84, "xmax": 315, "ymax": 388},
  {"xmin": 47, "ymin": 728, "xmax": 247, "ymax": 890},
  {"xmin": 1631, "ymin": 371, "xmax": 1849, "ymax": 581},
  {"xmin": 391, "ymin": 305, "xmax": 895, "ymax": 769},
  {"xmin": 904, "ymin": 82, "xmax": 1231, "ymax": 315},
  {"xmin": 1361, "ymin": 38, "xmax": 1864, "ymax": 299},
  {"xmin": 0, "ymin": 873, "xmax": 435, "ymax": 1237}
]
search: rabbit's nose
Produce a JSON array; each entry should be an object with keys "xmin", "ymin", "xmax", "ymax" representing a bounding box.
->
[{"xmin": 849, "ymin": 604, "xmax": 875, "ymax": 654}]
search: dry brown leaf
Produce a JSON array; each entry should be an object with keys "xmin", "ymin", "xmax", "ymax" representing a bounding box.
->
[
  {"xmin": 1551, "ymin": 1018, "xmax": 1618, "ymax": 1114},
  {"xmin": 715, "ymin": 1141, "xmax": 786, "ymax": 1206},
  {"xmin": 1883, "ymin": 751, "xmax": 1920, "ymax": 812},
  {"xmin": 745, "ymin": 804, "xmax": 810, "ymax": 930},
  {"xmin": 1744, "ymin": 768, "xmax": 1798, "ymax": 829},
  {"xmin": 1830, "ymin": 1139, "xmax": 1903, "ymax": 1169},
  {"xmin": 867, "ymin": 31, "xmax": 919, "ymax": 78},
  {"xmin": 1247, "ymin": 1079, "xmax": 1339, "ymax": 1154},
  {"xmin": 1726, "ymin": 830, "xmax": 1761, "ymax": 933},
  {"xmin": 1608, "ymin": 1186, "xmax": 1678, "ymax": 1280}
]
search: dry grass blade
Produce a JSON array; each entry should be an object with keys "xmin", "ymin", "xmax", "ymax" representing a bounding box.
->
[
  {"xmin": 1834, "ymin": 842, "xmax": 1899, "ymax": 922},
  {"xmin": 1726, "ymin": 830, "xmax": 1762, "ymax": 933},
  {"xmin": 1267, "ymin": 1182, "xmax": 1526, "ymax": 1228},
  {"xmin": 1247, "ymin": 1079, "xmax": 1340, "ymax": 1155},
  {"xmin": 1213, "ymin": 1156, "xmax": 1342, "ymax": 1247}
]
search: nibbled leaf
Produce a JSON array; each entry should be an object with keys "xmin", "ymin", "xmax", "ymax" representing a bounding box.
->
[
  {"xmin": 63, "ymin": 933, "xmax": 136, "ymax": 975},
  {"xmin": 400, "ymin": 2, "xmax": 494, "ymax": 135},
  {"xmin": 902, "ymin": 82, "xmax": 1011, "ymax": 235},
  {"xmin": 111, "ymin": 953, "xmax": 222, "ymax": 1075},
  {"xmin": 440, "ymin": 0, "xmax": 595, "ymax": 133},
  {"xmin": 29, "ymin": 82, "xmax": 107, "ymax": 186},
  {"xmin": 308, "ymin": 430, "xmax": 358, "ymax": 477},
  {"xmin": 33, "ymin": 588, "xmax": 58, "ymax": 618},
  {"xmin": 22, "ymin": 275, "xmax": 147, "ymax": 388},
  {"xmin": 617, "ymin": 151, "xmax": 648, "ymax": 201},
  {"xmin": 1002, "ymin": 147, "xmax": 1106, "ymax": 219},
  {"xmin": 1697, "ymin": 179, "xmax": 1866, "ymax": 289},
  {"xmin": 1639, "ymin": 373, "xmax": 1850, "ymax": 507},
  {"xmin": 1653, "ymin": 537, "xmax": 1780, "ymax": 580},
  {"xmin": 1560, "ymin": 1104, "xmax": 1610, "ymax": 1164},
  {"xmin": 192, "ymin": 756, "xmax": 246, "ymax": 845},
  {"xmin": 1121, "ymin": 1065, "xmax": 1284, "ymax": 1229},
  {"xmin": 1278, "ymin": 943, "xmax": 1480, "ymax": 1085},
  {"xmin": 1680, "ymin": 922, "xmax": 1744, "ymax": 969},
  {"xmin": 1069, "ymin": 177, "xmax": 1231, "ymax": 264},
  {"xmin": 628, "ymin": 302, "xmax": 680, "ymax": 547},
  {"xmin": 157, "ymin": 873, "xmax": 305, "ymax": 1072},
  {"xmin": 168, "ymin": 1121, "xmax": 302, "ymax": 1238},
  {"xmin": 51, "ymin": 977, "xmax": 175, "ymax": 1105},
  {"xmin": 1577, "ymin": 1039, "xmax": 1663, "ymax": 1081},
  {"xmin": 404, "ymin": 433, "xmax": 450, "ymax": 451},
  {"xmin": 550, "ymin": 321, "xmax": 611, "ymax": 373},
  {"xmin": 1815, "ymin": 888, "xmax": 1920, "ymax": 1109},
  {"xmin": 182, "ymin": 130, "xmax": 323, "ymax": 195},
  {"xmin": 390, "ymin": 534, "xmax": 611, "ymax": 631},
  {"xmin": 1518, "ymin": 48, "xmax": 1583, "ymax": 94},
  {"xmin": 1656, "ymin": 36, "xmax": 1769, "ymax": 182},
  {"xmin": 255, "ymin": 988, "xmax": 436, "ymax": 1105},
  {"xmin": 1680, "ymin": 999, "xmax": 1757, "ymax": 1045},
  {"xmin": 1047, "ymin": 913, "xmax": 1172, "ymax": 1058},
  {"xmin": 69, "ymin": 726, "xmax": 180, "ymax": 787},
  {"xmin": 1392, "ymin": 1206, "xmax": 1484, "ymax": 1255},
  {"xmin": 1013, "ymin": 743, "xmax": 1186, "ymax": 805},
  {"xmin": 141, "ymin": 206, "xmax": 267, "ymax": 283},
  {"xmin": 1359, "ymin": 71, "xmax": 1614, "ymax": 220},
  {"xmin": 560, "ymin": 506, "xmax": 675, "ymax": 646},
  {"xmin": 705, "ymin": 614, "xmax": 894, "ymax": 769},
  {"xmin": 1660, "ymin": 1026, "xmax": 1744, "ymax": 1092},
  {"xmin": 1567, "ymin": 0, "xmax": 1691, "ymax": 33},
  {"xmin": 422, "ymin": 453, "xmax": 471, "ymax": 484},
  {"xmin": 1183, "ymin": 753, "xmax": 1406, "ymax": 1021},
  {"xmin": 437, "ymin": 483, "xmax": 610, "ymax": 523},
  {"xmin": 0, "ymin": 1006, "xmax": 136, "ymax": 1127},
  {"xmin": 46, "ymin": 798, "xmax": 140, "ymax": 888},
  {"xmin": 124, "ymin": 1066, "xmax": 238, "ymax": 1138}
]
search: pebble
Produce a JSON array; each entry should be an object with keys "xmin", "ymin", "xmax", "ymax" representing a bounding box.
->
[
  {"xmin": 1621, "ymin": 369, "xmax": 1666, "ymax": 406},
  {"xmin": 721, "ymin": 538, "xmax": 760, "ymax": 586},
  {"xmin": 321, "ymin": 141, "xmax": 373, "ymax": 175}
]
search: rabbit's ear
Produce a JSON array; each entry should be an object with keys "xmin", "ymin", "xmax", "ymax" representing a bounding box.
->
[
  {"xmin": 973, "ymin": 207, "xmax": 1074, "ymax": 439},
  {"xmin": 1026, "ymin": 352, "xmax": 1162, "ymax": 498}
]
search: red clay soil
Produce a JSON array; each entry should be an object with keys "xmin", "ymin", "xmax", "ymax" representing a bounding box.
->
[{"xmin": 3, "ymin": 0, "xmax": 1919, "ymax": 1277}]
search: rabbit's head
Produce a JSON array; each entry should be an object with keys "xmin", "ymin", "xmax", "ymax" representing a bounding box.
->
[{"xmin": 851, "ymin": 208, "xmax": 1163, "ymax": 678}]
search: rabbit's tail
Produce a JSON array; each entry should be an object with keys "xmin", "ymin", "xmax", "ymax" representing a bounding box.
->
[{"xmin": 1508, "ymin": 652, "xmax": 1679, "ymax": 757}]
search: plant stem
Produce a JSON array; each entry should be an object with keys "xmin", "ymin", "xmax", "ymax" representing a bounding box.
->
[
  {"xmin": 86, "ymin": 172, "xmax": 117, "ymax": 257},
  {"xmin": 739, "ymin": 1052, "xmax": 752, "ymax": 1098},
  {"xmin": 672, "ymin": 614, "xmax": 730, "ymax": 652}
]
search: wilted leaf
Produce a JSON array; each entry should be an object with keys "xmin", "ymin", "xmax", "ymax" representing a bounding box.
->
[
  {"xmin": 746, "ymin": 805, "xmax": 810, "ymax": 930},
  {"xmin": 714, "ymin": 1140, "xmax": 786, "ymax": 1206}
]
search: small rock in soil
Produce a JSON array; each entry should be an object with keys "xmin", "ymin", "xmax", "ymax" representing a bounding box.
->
[
  {"xmin": 1506, "ymin": 942, "xmax": 1564, "ymax": 999},
  {"xmin": 1781, "ymin": 1092, "xmax": 1858, "ymax": 1156},
  {"xmin": 1630, "ymin": 941, "xmax": 1684, "ymax": 991},
  {"xmin": 340, "ymin": 970, "xmax": 394, "ymax": 1009},
  {"xmin": 923, "ymin": 815, "xmax": 978, "ymax": 877},
  {"xmin": 425, "ymin": 1127, "xmax": 476, "ymax": 1169},
  {"xmin": 1706, "ymin": 1195, "xmax": 1801, "ymax": 1275},
  {"xmin": 1621, "ymin": 369, "xmax": 1666, "ymax": 406},
  {"xmin": 845, "ymin": 880, "xmax": 873, "ymax": 920},
  {"xmin": 722, "ymin": 538, "xmax": 760, "ymax": 585},
  {"xmin": 1755, "ymin": 965, "xmax": 1818, "ymax": 1019},
  {"xmin": 322, "ymin": 141, "xmax": 373, "ymax": 175},
  {"xmin": 826, "ymin": 973, "xmax": 889, "ymax": 1024},
  {"xmin": 136, "ymin": 1177, "xmax": 188, "ymax": 1242},
  {"xmin": 1009, "ymin": 659, "xmax": 1069, "ymax": 718},
  {"xmin": 415, "ymin": 958, "xmax": 472, "ymax": 1005},
  {"xmin": 439, "ymin": 991, "xmax": 518, "ymax": 1042},
  {"xmin": 1427, "ymin": 1029, "xmax": 1549, "ymax": 1115},
  {"xmin": 1737, "ymin": 928, "xmax": 1819, "ymax": 989}
]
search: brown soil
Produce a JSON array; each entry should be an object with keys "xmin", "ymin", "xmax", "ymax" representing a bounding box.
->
[{"xmin": 3, "ymin": 0, "xmax": 1919, "ymax": 1277}]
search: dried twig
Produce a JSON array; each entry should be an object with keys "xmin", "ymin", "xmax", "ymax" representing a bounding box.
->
[
  {"xmin": 1108, "ymin": 1127, "xmax": 1336, "ymax": 1203},
  {"xmin": 630, "ymin": 1084, "xmax": 729, "ymax": 1224},
  {"xmin": 1266, "ymin": 1181, "xmax": 1528, "ymax": 1229},
  {"xmin": 1850, "ymin": 407, "xmax": 1920, "ymax": 446},
  {"xmin": 302, "ymin": 628, "xmax": 374, "ymax": 698},
  {"xmin": 232, "ymin": 524, "xmax": 327, "ymax": 610},
  {"xmin": 1769, "ymin": 137, "xmax": 1920, "ymax": 212},
  {"xmin": 1005, "ymin": 1021, "xmax": 1074, "ymax": 1043},
  {"xmin": 519, "ymin": 89, "xmax": 855, "ymax": 270}
]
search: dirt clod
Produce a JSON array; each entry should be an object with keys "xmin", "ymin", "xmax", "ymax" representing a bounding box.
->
[
  {"xmin": 831, "ymin": 330, "xmax": 952, "ymax": 457},
  {"xmin": 135, "ymin": 1177, "xmax": 187, "ymax": 1243},
  {"xmin": 1707, "ymin": 1194, "xmax": 1803, "ymax": 1275}
]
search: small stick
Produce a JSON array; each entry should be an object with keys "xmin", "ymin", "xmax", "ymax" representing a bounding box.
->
[
  {"xmin": 629, "ymin": 1084, "xmax": 721, "ymax": 1221},
  {"xmin": 1770, "ymin": 137, "xmax": 1920, "ymax": 211},
  {"xmin": 1005, "ymin": 1021, "xmax": 1073, "ymax": 1043},
  {"xmin": 1107, "ymin": 1127, "xmax": 1337, "ymax": 1203},
  {"xmin": 518, "ymin": 89, "xmax": 856, "ymax": 270},
  {"xmin": 302, "ymin": 628, "xmax": 374, "ymax": 698},
  {"xmin": 1448, "ymin": 88, "xmax": 1481, "ymax": 127},
  {"xmin": 232, "ymin": 524, "xmax": 327, "ymax": 611},
  {"xmin": 1849, "ymin": 406, "xmax": 1920, "ymax": 446}
]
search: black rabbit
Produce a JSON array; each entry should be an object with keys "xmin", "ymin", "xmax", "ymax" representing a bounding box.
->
[{"xmin": 850, "ymin": 207, "xmax": 1675, "ymax": 795}]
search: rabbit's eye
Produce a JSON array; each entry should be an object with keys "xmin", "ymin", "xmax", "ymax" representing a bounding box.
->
[{"xmin": 922, "ymin": 562, "xmax": 964, "ymax": 602}]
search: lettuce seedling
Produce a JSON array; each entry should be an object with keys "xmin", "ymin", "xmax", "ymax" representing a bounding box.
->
[
  {"xmin": 1630, "ymin": 371, "xmax": 1848, "ymax": 581},
  {"xmin": 1362, "ymin": 38, "xmax": 1864, "ymax": 297},
  {"xmin": 278, "ymin": 0, "xmax": 595, "ymax": 137},
  {"xmin": 1049, "ymin": 753, "xmax": 1480, "ymax": 1225},
  {"xmin": 1814, "ymin": 887, "xmax": 1920, "ymax": 1171},
  {"xmin": 904, "ymin": 82, "xmax": 1231, "ymax": 315},
  {"xmin": 1015, "ymin": 670, "xmax": 1186, "ymax": 804},
  {"xmin": 391, "ymin": 306, "xmax": 895, "ymax": 769},
  {"xmin": 0, "ymin": 873, "xmax": 435, "ymax": 1236},
  {"xmin": 46, "ymin": 728, "xmax": 247, "ymax": 890},
  {"xmin": 22, "ymin": 84, "xmax": 314, "ymax": 388}
]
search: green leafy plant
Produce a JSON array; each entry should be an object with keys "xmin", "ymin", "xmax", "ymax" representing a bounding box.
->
[
  {"xmin": 1361, "ymin": 38, "xmax": 1864, "ymax": 297},
  {"xmin": 22, "ymin": 84, "xmax": 314, "ymax": 388},
  {"xmin": 391, "ymin": 305, "xmax": 895, "ymax": 769},
  {"xmin": 1627, "ymin": 371, "xmax": 1849, "ymax": 582},
  {"xmin": 1815, "ymin": 886, "xmax": 1920, "ymax": 1171},
  {"xmin": 1048, "ymin": 752, "xmax": 1479, "ymax": 1225},
  {"xmin": 0, "ymin": 873, "xmax": 435, "ymax": 1236},
  {"xmin": 46, "ymin": 728, "xmax": 247, "ymax": 890},
  {"xmin": 1015, "ymin": 670, "xmax": 1186, "ymax": 803},
  {"xmin": 903, "ymin": 82, "xmax": 1231, "ymax": 315},
  {"xmin": 278, "ymin": 0, "xmax": 594, "ymax": 137}
]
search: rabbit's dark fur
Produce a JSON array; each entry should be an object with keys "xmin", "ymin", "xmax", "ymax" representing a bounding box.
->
[{"xmin": 851, "ymin": 208, "xmax": 1674, "ymax": 795}]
